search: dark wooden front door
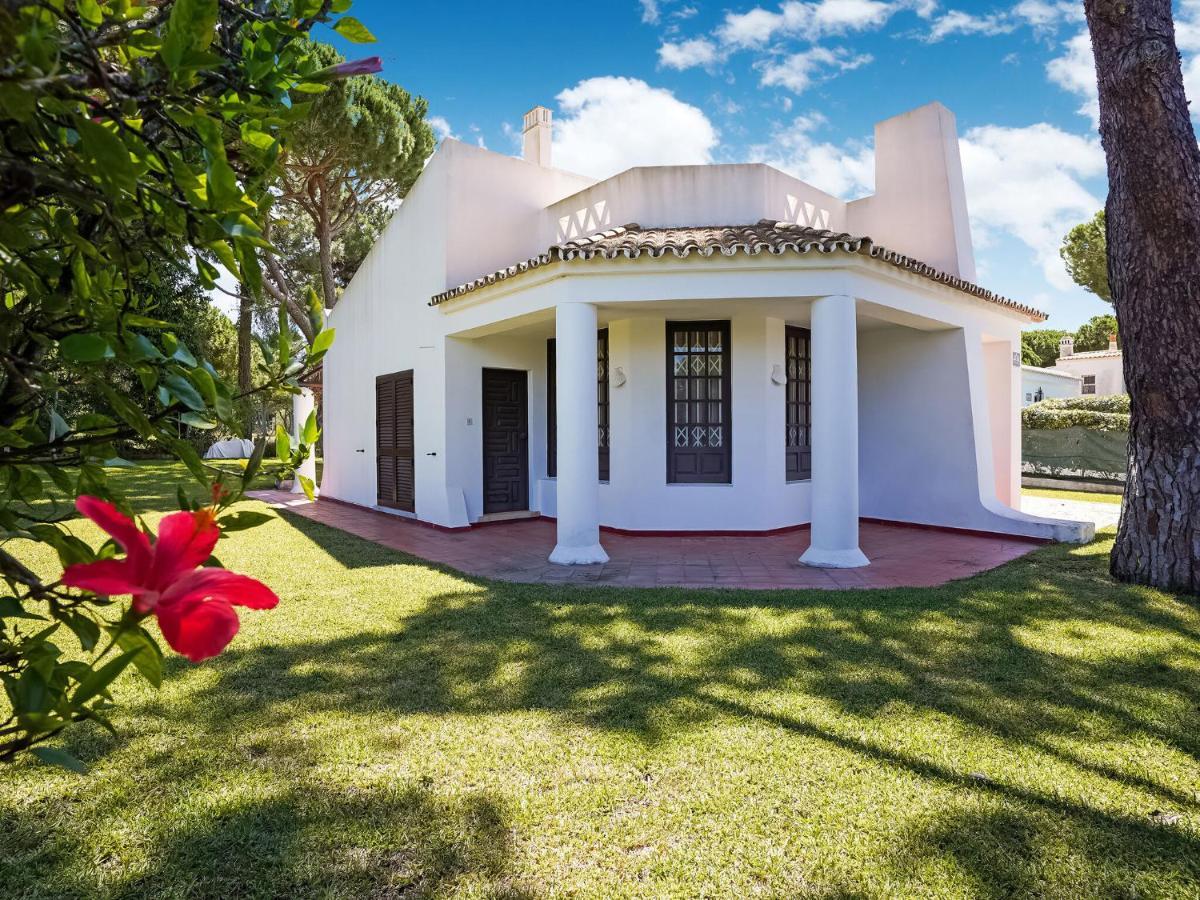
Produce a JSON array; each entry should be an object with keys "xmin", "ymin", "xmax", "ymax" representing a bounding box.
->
[
  {"xmin": 482, "ymin": 368, "xmax": 528, "ymax": 513},
  {"xmin": 376, "ymin": 370, "xmax": 414, "ymax": 511}
]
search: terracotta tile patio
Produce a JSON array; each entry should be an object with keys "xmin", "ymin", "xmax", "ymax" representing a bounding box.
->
[{"xmin": 249, "ymin": 490, "xmax": 1043, "ymax": 590}]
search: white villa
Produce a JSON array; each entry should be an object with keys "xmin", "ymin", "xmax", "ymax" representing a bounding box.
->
[
  {"xmin": 1054, "ymin": 334, "xmax": 1125, "ymax": 395},
  {"xmin": 320, "ymin": 101, "xmax": 1092, "ymax": 569},
  {"xmin": 1021, "ymin": 364, "xmax": 1082, "ymax": 406}
]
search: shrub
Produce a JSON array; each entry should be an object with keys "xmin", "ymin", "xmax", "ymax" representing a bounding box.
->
[
  {"xmin": 1022, "ymin": 405, "xmax": 1130, "ymax": 431},
  {"xmin": 1037, "ymin": 394, "xmax": 1130, "ymax": 415}
]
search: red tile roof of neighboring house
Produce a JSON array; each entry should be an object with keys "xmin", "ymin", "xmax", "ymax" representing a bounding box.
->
[{"xmin": 429, "ymin": 220, "xmax": 1048, "ymax": 321}]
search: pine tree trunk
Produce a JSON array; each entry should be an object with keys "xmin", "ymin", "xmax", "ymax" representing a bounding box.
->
[
  {"xmin": 1085, "ymin": 0, "xmax": 1200, "ymax": 594},
  {"xmin": 237, "ymin": 287, "xmax": 252, "ymax": 392},
  {"xmin": 316, "ymin": 179, "xmax": 338, "ymax": 310}
]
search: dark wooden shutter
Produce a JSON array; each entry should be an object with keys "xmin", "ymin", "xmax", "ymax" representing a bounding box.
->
[
  {"xmin": 547, "ymin": 332, "xmax": 609, "ymax": 481},
  {"xmin": 785, "ymin": 325, "xmax": 812, "ymax": 481},
  {"xmin": 598, "ymin": 328, "xmax": 610, "ymax": 482},
  {"xmin": 546, "ymin": 339, "xmax": 556, "ymax": 477},
  {"xmin": 376, "ymin": 370, "xmax": 414, "ymax": 511},
  {"xmin": 666, "ymin": 321, "xmax": 731, "ymax": 484}
]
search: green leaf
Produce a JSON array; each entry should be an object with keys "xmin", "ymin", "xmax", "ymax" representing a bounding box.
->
[
  {"xmin": 64, "ymin": 614, "xmax": 100, "ymax": 652},
  {"xmin": 187, "ymin": 366, "xmax": 218, "ymax": 407},
  {"xmin": 76, "ymin": 119, "xmax": 136, "ymax": 191},
  {"xmin": 243, "ymin": 438, "xmax": 267, "ymax": 488},
  {"xmin": 275, "ymin": 425, "xmax": 291, "ymax": 461},
  {"xmin": 302, "ymin": 410, "xmax": 319, "ymax": 446},
  {"xmin": 218, "ymin": 510, "xmax": 274, "ymax": 533},
  {"xmin": 112, "ymin": 626, "xmax": 163, "ymax": 689},
  {"xmin": 161, "ymin": 0, "xmax": 219, "ymax": 71},
  {"xmin": 333, "ymin": 16, "xmax": 377, "ymax": 43},
  {"xmin": 59, "ymin": 333, "xmax": 112, "ymax": 363},
  {"xmin": 305, "ymin": 285, "xmax": 324, "ymax": 336},
  {"xmin": 71, "ymin": 648, "xmax": 142, "ymax": 707},
  {"xmin": 180, "ymin": 412, "xmax": 217, "ymax": 430},
  {"xmin": 32, "ymin": 747, "xmax": 88, "ymax": 774},
  {"xmin": 309, "ymin": 326, "xmax": 335, "ymax": 359},
  {"xmin": 299, "ymin": 474, "xmax": 315, "ymax": 501},
  {"xmin": 0, "ymin": 595, "xmax": 44, "ymax": 620},
  {"xmin": 164, "ymin": 374, "xmax": 206, "ymax": 411}
]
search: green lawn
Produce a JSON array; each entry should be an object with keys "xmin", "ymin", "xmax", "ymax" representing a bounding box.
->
[
  {"xmin": 1022, "ymin": 487, "xmax": 1124, "ymax": 506},
  {"xmin": 2, "ymin": 463, "xmax": 1198, "ymax": 898}
]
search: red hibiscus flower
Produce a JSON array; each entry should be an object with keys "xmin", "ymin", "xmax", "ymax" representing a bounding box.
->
[{"xmin": 62, "ymin": 496, "xmax": 279, "ymax": 662}]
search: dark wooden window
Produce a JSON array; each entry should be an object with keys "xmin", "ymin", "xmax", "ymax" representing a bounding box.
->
[
  {"xmin": 376, "ymin": 370, "xmax": 414, "ymax": 511},
  {"xmin": 785, "ymin": 325, "xmax": 812, "ymax": 482},
  {"xmin": 667, "ymin": 321, "xmax": 731, "ymax": 484},
  {"xmin": 546, "ymin": 328, "xmax": 610, "ymax": 481},
  {"xmin": 1082, "ymin": 374, "xmax": 1096, "ymax": 395}
]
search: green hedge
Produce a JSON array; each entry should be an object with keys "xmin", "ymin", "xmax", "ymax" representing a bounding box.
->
[
  {"xmin": 1036, "ymin": 394, "xmax": 1130, "ymax": 414},
  {"xmin": 1022, "ymin": 406, "xmax": 1129, "ymax": 431}
]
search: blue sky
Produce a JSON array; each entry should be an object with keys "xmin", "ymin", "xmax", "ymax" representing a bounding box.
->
[{"xmin": 326, "ymin": 1, "xmax": 1200, "ymax": 330}]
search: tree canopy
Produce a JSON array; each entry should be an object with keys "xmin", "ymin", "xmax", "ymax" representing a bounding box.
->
[
  {"xmin": 1021, "ymin": 329, "xmax": 1070, "ymax": 367},
  {"xmin": 1061, "ymin": 210, "xmax": 1111, "ymax": 302},
  {"xmin": 262, "ymin": 41, "xmax": 435, "ymax": 339}
]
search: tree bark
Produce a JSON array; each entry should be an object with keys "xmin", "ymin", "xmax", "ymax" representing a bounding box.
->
[
  {"xmin": 237, "ymin": 286, "xmax": 252, "ymax": 392},
  {"xmin": 1085, "ymin": 0, "xmax": 1200, "ymax": 593},
  {"xmin": 316, "ymin": 177, "xmax": 338, "ymax": 310}
]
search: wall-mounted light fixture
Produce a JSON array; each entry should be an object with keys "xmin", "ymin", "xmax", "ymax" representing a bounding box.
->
[
  {"xmin": 770, "ymin": 364, "xmax": 786, "ymax": 385},
  {"xmin": 613, "ymin": 366, "xmax": 627, "ymax": 387}
]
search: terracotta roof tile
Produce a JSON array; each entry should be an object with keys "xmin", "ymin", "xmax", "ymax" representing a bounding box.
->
[{"xmin": 429, "ymin": 220, "xmax": 1047, "ymax": 321}]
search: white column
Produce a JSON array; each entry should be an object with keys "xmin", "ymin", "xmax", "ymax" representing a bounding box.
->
[
  {"xmin": 291, "ymin": 387, "xmax": 318, "ymax": 495},
  {"xmin": 549, "ymin": 303, "xmax": 609, "ymax": 565},
  {"xmin": 800, "ymin": 295, "xmax": 869, "ymax": 568}
]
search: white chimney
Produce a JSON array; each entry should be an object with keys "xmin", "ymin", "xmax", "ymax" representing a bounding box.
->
[
  {"xmin": 1059, "ymin": 335, "xmax": 1074, "ymax": 358},
  {"xmin": 1108, "ymin": 333, "xmax": 1118, "ymax": 351},
  {"xmin": 522, "ymin": 106, "xmax": 552, "ymax": 168}
]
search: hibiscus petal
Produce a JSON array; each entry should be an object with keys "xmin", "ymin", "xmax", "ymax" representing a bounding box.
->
[
  {"xmin": 61, "ymin": 558, "xmax": 141, "ymax": 597},
  {"xmin": 149, "ymin": 509, "xmax": 219, "ymax": 588},
  {"xmin": 159, "ymin": 567, "xmax": 280, "ymax": 610},
  {"xmin": 75, "ymin": 496, "xmax": 151, "ymax": 572},
  {"xmin": 155, "ymin": 596, "xmax": 240, "ymax": 662}
]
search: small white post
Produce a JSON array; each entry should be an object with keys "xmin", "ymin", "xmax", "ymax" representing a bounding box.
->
[
  {"xmin": 291, "ymin": 387, "xmax": 318, "ymax": 495},
  {"xmin": 549, "ymin": 302, "xmax": 608, "ymax": 565},
  {"xmin": 800, "ymin": 295, "xmax": 869, "ymax": 568}
]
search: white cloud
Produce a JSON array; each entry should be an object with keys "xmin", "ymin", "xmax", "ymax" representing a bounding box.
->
[
  {"xmin": 758, "ymin": 46, "xmax": 873, "ymax": 93},
  {"xmin": 747, "ymin": 114, "xmax": 875, "ymax": 198},
  {"xmin": 427, "ymin": 116, "xmax": 456, "ymax": 142},
  {"xmin": 639, "ymin": 0, "xmax": 660, "ymax": 24},
  {"xmin": 716, "ymin": 0, "xmax": 896, "ymax": 48},
  {"xmin": 659, "ymin": 37, "xmax": 723, "ymax": 70},
  {"xmin": 1046, "ymin": 30, "xmax": 1097, "ymax": 124},
  {"xmin": 552, "ymin": 77, "xmax": 719, "ymax": 179},
  {"xmin": 812, "ymin": 0, "xmax": 894, "ymax": 32},
  {"xmin": 717, "ymin": 6, "xmax": 789, "ymax": 48},
  {"xmin": 958, "ymin": 123, "xmax": 1105, "ymax": 287},
  {"xmin": 1012, "ymin": 0, "xmax": 1084, "ymax": 30},
  {"xmin": 925, "ymin": 9, "xmax": 1015, "ymax": 41}
]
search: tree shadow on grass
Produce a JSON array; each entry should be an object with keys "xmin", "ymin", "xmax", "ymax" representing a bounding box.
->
[
  {"xmin": 0, "ymin": 780, "xmax": 533, "ymax": 900},
  {"xmin": 154, "ymin": 513, "xmax": 1200, "ymax": 892}
]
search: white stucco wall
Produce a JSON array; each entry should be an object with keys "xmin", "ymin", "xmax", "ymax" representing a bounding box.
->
[
  {"xmin": 544, "ymin": 164, "xmax": 846, "ymax": 244},
  {"xmin": 1053, "ymin": 353, "xmax": 1125, "ymax": 396},
  {"xmin": 1021, "ymin": 366, "xmax": 1081, "ymax": 406}
]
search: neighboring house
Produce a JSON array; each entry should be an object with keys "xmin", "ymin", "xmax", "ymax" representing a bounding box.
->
[
  {"xmin": 1053, "ymin": 334, "xmax": 1125, "ymax": 395},
  {"xmin": 321, "ymin": 101, "xmax": 1090, "ymax": 571},
  {"xmin": 1021, "ymin": 365, "xmax": 1081, "ymax": 407}
]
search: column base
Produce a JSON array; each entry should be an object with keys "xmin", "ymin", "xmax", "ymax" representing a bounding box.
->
[
  {"xmin": 799, "ymin": 546, "xmax": 870, "ymax": 569},
  {"xmin": 549, "ymin": 543, "xmax": 610, "ymax": 565}
]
